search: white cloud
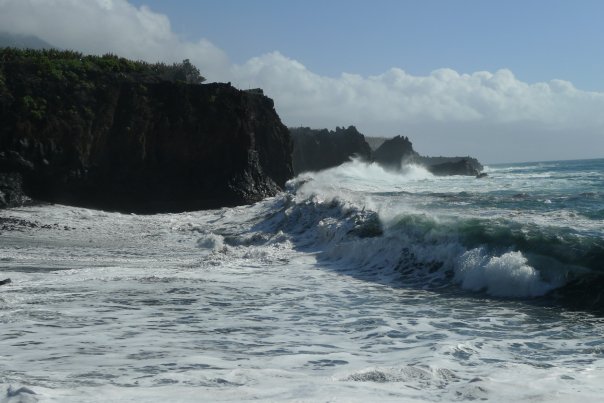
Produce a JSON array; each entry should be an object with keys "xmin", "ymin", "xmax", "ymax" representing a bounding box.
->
[
  {"xmin": 0, "ymin": 0, "xmax": 230, "ymax": 80},
  {"xmin": 229, "ymin": 53, "xmax": 604, "ymax": 161},
  {"xmin": 232, "ymin": 52, "xmax": 604, "ymax": 129},
  {"xmin": 1, "ymin": 0, "xmax": 603, "ymax": 163}
]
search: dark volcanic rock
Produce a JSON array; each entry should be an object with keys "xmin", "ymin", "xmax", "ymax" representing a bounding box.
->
[
  {"xmin": 372, "ymin": 135, "xmax": 417, "ymax": 169},
  {"xmin": 371, "ymin": 135, "xmax": 483, "ymax": 176},
  {"xmin": 290, "ymin": 126, "xmax": 371, "ymax": 174},
  {"xmin": 427, "ymin": 158, "xmax": 482, "ymax": 176},
  {"xmin": 0, "ymin": 173, "xmax": 29, "ymax": 208},
  {"xmin": 291, "ymin": 126, "xmax": 485, "ymax": 177},
  {"xmin": 419, "ymin": 156, "xmax": 483, "ymax": 172},
  {"xmin": 0, "ymin": 53, "xmax": 293, "ymax": 212},
  {"xmin": 0, "ymin": 151, "xmax": 35, "ymax": 172}
]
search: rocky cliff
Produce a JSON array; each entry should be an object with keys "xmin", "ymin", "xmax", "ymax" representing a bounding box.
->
[
  {"xmin": 290, "ymin": 126, "xmax": 372, "ymax": 174},
  {"xmin": 0, "ymin": 49, "xmax": 293, "ymax": 212},
  {"xmin": 372, "ymin": 135, "xmax": 418, "ymax": 169},
  {"xmin": 372, "ymin": 136, "xmax": 483, "ymax": 176},
  {"xmin": 291, "ymin": 126, "xmax": 483, "ymax": 177}
]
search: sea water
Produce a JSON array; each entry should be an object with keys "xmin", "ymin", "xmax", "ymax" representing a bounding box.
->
[{"xmin": 1, "ymin": 158, "xmax": 603, "ymax": 402}]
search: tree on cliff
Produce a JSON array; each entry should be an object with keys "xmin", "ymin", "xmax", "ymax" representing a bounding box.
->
[
  {"xmin": 0, "ymin": 48, "xmax": 205, "ymax": 85},
  {"xmin": 156, "ymin": 59, "xmax": 205, "ymax": 84},
  {"xmin": 177, "ymin": 59, "xmax": 205, "ymax": 84}
]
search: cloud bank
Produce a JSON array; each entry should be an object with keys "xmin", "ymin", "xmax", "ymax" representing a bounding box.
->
[{"xmin": 1, "ymin": 0, "xmax": 603, "ymax": 163}]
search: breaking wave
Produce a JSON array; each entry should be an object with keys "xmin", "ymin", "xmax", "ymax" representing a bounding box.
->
[{"xmin": 206, "ymin": 159, "xmax": 604, "ymax": 310}]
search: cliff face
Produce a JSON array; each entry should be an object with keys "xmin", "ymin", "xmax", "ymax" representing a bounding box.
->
[
  {"xmin": 0, "ymin": 50, "xmax": 293, "ymax": 212},
  {"xmin": 290, "ymin": 126, "xmax": 372, "ymax": 174},
  {"xmin": 372, "ymin": 135, "xmax": 417, "ymax": 169}
]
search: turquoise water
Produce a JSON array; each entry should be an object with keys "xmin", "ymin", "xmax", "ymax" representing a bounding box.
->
[{"xmin": 291, "ymin": 157, "xmax": 604, "ymax": 307}]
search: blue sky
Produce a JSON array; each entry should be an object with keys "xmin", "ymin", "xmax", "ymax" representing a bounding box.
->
[
  {"xmin": 129, "ymin": 0, "xmax": 604, "ymax": 91},
  {"xmin": 1, "ymin": 0, "xmax": 603, "ymax": 163}
]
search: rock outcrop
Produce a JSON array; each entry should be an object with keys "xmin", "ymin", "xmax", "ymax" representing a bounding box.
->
[
  {"xmin": 290, "ymin": 126, "xmax": 371, "ymax": 174},
  {"xmin": 426, "ymin": 158, "xmax": 482, "ymax": 176},
  {"xmin": 372, "ymin": 135, "xmax": 418, "ymax": 169},
  {"xmin": 372, "ymin": 136, "xmax": 483, "ymax": 176},
  {"xmin": 0, "ymin": 49, "xmax": 293, "ymax": 212},
  {"xmin": 291, "ymin": 125, "xmax": 484, "ymax": 177},
  {"xmin": 0, "ymin": 172, "xmax": 28, "ymax": 208}
]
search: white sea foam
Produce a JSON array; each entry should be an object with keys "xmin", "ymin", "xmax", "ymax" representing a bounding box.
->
[
  {"xmin": 1, "ymin": 159, "xmax": 603, "ymax": 401},
  {"xmin": 1, "ymin": 202, "xmax": 604, "ymax": 402},
  {"xmin": 294, "ymin": 159, "xmax": 433, "ymax": 202},
  {"xmin": 454, "ymin": 249, "xmax": 557, "ymax": 297},
  {"xmin": 196, "ymin": 233, "xmax": 225, "ymax": 252}
]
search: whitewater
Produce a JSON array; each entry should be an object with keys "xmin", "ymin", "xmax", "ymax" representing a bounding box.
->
[{"xmin": 1, "ymin": 158, "xmax": 603, "ymax": 402}]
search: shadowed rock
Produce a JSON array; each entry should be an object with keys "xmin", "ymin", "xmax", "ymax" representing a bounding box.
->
[
  {"xmin": 371, "ymin": 136, "xmax": 483, "ymax": 176},
  {"xmin": 290, "ymin": 126, "xmax": 371, "ymax": 174},
  {"xmin": 372, "ymin": 135, "xmax": 417, "ymax": 169},
  {"xmin": 0, "ymin": 50, "xmax": 293, "ymax": 212},
  {"xmin": 427, "ymin": 158, "xmax": 482, "ymax": 176}
]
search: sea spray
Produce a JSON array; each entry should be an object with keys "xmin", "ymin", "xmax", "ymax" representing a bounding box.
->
[
  {"xmin": 273, "ymin": 159, "xmax": 604, "ymax": 299},
  {"xmin": 454, "ymin": 249, "xmax": 557, "ymax": 297}
]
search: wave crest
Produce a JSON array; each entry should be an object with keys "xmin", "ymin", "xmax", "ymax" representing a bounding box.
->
[{"xmin": 455, "ymin": 249, "xmax": 558, "ymax": 297}]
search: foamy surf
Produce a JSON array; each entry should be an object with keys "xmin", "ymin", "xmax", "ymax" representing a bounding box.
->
[{"xmin": 1, "ymin": 158, "xmax": 604, "ymax": 401}]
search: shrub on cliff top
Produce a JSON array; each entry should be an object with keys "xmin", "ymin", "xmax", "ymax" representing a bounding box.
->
[
  {"xmin": 0, "ymin": 48, "xmax": 205, "ymax": 84},
  {"xmin": 0, "ymin": 48, "xmax": 207, "ymax": 140}
]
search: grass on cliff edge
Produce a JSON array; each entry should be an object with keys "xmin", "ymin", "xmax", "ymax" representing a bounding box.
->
[{"xmin": 0, "ymin": 47, "xmax": 205, "ymax": 87}]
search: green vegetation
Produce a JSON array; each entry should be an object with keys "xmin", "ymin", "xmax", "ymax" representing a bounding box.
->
[
  {"xmin": 0, "ymin": 48, "xmax": 205, "ymax": 84},
  {"xmin": 0, "ymin": 48, "xmax": 206, "ymax": 140},
  {"xmin": 21, "ymin": 95, "xmax": 47, "ymax": 120}
]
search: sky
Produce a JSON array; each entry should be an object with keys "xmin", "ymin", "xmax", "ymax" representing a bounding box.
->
[{"xmin": 1, "ymin": 0, "xmax": 603, "ymax": 163}]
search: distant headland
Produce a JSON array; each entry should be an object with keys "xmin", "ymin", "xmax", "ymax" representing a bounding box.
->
[{"xmin": 290, "ymin": 126, "xmax": 483, "ymax": 176}]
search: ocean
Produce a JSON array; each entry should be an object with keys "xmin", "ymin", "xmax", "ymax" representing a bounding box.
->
[{"xmin": 1, "ymin": 158, "xmax": 603, "ymax": 402}]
